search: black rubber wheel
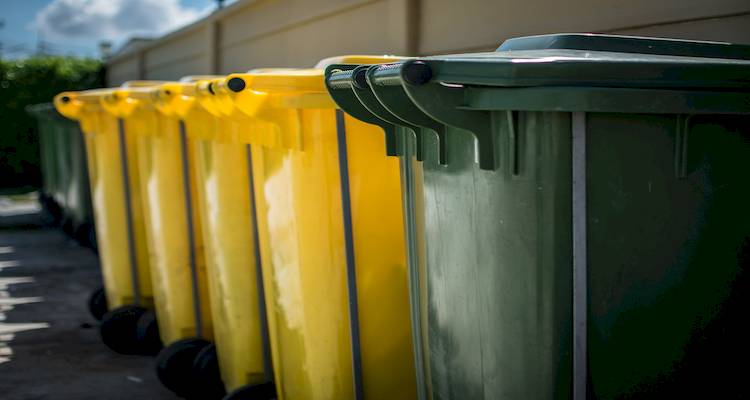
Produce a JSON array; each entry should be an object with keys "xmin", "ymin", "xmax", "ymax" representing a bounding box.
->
[
  {"xmin": 222, "ymin": 382, "xmax": 276, "ymax": 400},
  {"xmin": 156, "ymin": 337, "xmax": 212, "ymax": 397},
  {"xmin": 99, "ymin": 305, "xmax": 147, "ymax": 355},
  {"xmin": 190, "ymin": 343, "xmax": 226, "ymax": 399},
  {"xmin": 87, "ymin": 286, "xmax": 108, "ymax": 321},
  {"xmin": 87, "ymin": 225, "xmax": 99, "ymax": 253},
  {"xmin": 135, "ymin": 310, "xmax": 163, "ymax": 356},
  {"xmin": 61, "ymin": 218, "xmax": 74, "ymax": 236},
  {"xmin": 74, "ymin": 222, "xmax": 96, "ymax": 249},
  {"xmin": 38, "ymin": 194, "xmax": 61, "ymax": 224}
]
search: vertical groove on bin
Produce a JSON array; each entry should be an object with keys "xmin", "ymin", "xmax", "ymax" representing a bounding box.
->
[
  {"xmin": 245, "ymin": 144, "xmax": 274, "ymax": 381},
  {"xmin": 400, "ymin": 134, "xmax": 428, "ymax": 400},
  {"xmin": 335, "ymin": 110, "xmax": 364, "ymax": 400},
  {"xmin": 117, "ymin": 118, "xmax": 141, "ymax": 306},
  {"xmin": 179, "ymin": 120, "xmax": 203, "ymax": 336},
  {"xmin": 572, "ymin": 112, "xmax": 588, "ymax": 400}
]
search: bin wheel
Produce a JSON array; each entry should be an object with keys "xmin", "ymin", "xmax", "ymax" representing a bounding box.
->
[
  {"xmin": 156, "ymin": 337, "xmax": 211, "ymax": 397},
  {"xmin": 40, "ymin": 197, "xmax": 62, "ymax": 225},
  {"xmin": 99, "ymin": 305, "xmax": 147, "ymax": 355},
  {"xmin": 191, "ymin": 343, "xmax": 226, "ymax": 399},
  {"xmin": 135, "ymin": 310, "xmax": 163, "ymax": 356},
  {"xmin": 74, "ymin": 222, "xmax": 96, "ymax": 249},
  {"xmin": 222, "ymin": 382, "xmax": 276, "ymax": 400},
  {"xmin": 87, "ymin": 286, "xmax": 108, "ymax": 321},
  {"xmin": 61, "ymin": 218, "xmax": 74, "ymax": 235},
  {"xmin": 88, "ymin": 226, "xmax": 98, "ymax": 253}
]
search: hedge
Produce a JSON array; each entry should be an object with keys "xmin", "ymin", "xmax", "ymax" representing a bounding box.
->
[{"xmin": 0, "ymin": 56, "xmax": 104, "ymax": 191}]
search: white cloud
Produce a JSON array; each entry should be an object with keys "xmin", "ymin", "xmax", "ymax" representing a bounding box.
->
[{"xmin": 34, "ymin": 0, "xmax": 212, "ymax": 41}]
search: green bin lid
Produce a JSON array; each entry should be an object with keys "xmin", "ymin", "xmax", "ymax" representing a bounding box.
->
[
  {"xmin": 497, "ymin": 33, "xmax": 750, "ymax": 60},
  {"xmin": 355, "ymin": 33, "xmax": 750, "ymax": 170},
  {"xmin": 403, "ymin": 34, "xmax": 750, "ymax": 89}
]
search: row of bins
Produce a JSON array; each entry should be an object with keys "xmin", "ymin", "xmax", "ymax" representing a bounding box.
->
[
  {"xmin": 27, "ymin": 103, "xmax": 96, "ymax": 248},
  {"xmin": 44, "ymin": 33, "xmax": 750, "ymax": 399}
]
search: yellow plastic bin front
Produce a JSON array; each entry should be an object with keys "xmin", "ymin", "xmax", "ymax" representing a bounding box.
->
[
  {"xmin": 54, "ymin": 89, "xmax": 156, "ymax": 356},
  {"xmin": 103, "ymin": 84, "xmax": 218, "ymax": 398},
  {"xmin": 153, "ymin": 79, "xmax": 273, "ymax": 398},
  {"xmin": 219, "ymin": 56, "xmax": 417, "ymax": 400}
]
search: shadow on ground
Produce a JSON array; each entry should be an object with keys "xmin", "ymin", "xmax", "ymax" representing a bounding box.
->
[{"xmin": 0, "ymin": 195, "xmax": 176, "ymax": 400}]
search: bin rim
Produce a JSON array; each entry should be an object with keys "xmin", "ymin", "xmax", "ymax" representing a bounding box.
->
[
  {"xmin": 54, "ymin": 89, "xmax": 113, "ymax": 120},
  {"xmin": 121, "ymin": 80, "xmax": 170, "ymax": 88},
  {"xmin": 314, "ymin": 54, "xmax": 403, "ymax": 68},
  {"xmin": 150, "ymin": 81, "xmax": 211, "ymax": 118},
  {"xmin": 376, "ymin": 34, "xmax": 750, "ymax": 90},
  {"xmin": 323, "ymin": 37, "xmax": 750, "ymax": 170},
  {"xmin": 223, "ymin": 55, "xmax": 405, "ymax": 95},
  {"xmin": 26, "ymin": 102, "xmax": 57, "ymax": 115},
  {"xmin": 496, "ymin": 33, "xmax": 750, "ymax": 60},
  {"xmin": 179, "ymin": 75, "xmax": 223, "ymax": 83}
]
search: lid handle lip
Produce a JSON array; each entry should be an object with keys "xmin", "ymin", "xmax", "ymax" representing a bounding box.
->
[
  {"xmin": 401, "ymin": 73, "xmax": 498, "ymax": 170},
  {"xmin": 402, "ymin": 61, "xmax": 433, "ymax": 86},
  {"xmin": 368, "ymin": 61, "xmax": 433, "ymax": 87},
  {"xmin": 227, "ymin": 77, "xmax": 246, "ymax": 93},
  {"xmin": 325, "ymin": 67, "xmax": 356, "ymax": 91},
  {"xmin": 366, "ymin": 64, "xmax": 448, "ymax": 165},
  {"xmin": 324, "ymin": 63, "xmax": 405, "ymax": 157},
  {"xmin": 497, "ymin": 33, "xmax": 750, "ymax": 60},
  {"xmin": 352, "ymin": 67, "xmax": 370, "ymax": 90}
]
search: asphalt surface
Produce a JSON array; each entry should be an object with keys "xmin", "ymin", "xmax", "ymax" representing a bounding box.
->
[{"xmin": 0, "ymin": 195, "xmax": 177, "ymax": 400}]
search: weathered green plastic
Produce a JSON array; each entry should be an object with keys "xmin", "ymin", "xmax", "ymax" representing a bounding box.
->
[
  {"xmin": 498, "ymin": 33, "xmax": 750, "ymax": 58},
  {"xmin": 325, "ymin": 34, "xmax": 750, "ymax": 399},
  {"xmin": 28, "ymin": 103, "xmax": 95, "ymax": 240}
]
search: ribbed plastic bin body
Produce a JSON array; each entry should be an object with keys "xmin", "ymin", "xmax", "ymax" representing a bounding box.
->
[
  {"xmin": 103, "ymin": 86, "xmax": 214, "ymax": 345},
  {"xmin": 155, "ymin": 79, "xmax": 272, "ymax": 393},
  {"xmin": 54, "ymin": 91, "xmax": 154, "ymax": 310},
  {"xmin": 220, "ymin": 56, "xmax": 417, "ymax": 400},
  {"xmin": 29, "ymin": 103, "xmax": 94, "ymax": 240},
  {"xmin": 36, "ymin": 109, "xmax": 56, "ymax": 203},
  {"xmin": 326, "ymin": 34, "xmax": 750, "ymax": 399},
  {"xmin": 33, "ymin": 105, "xmax": 61, "ymax": 210},
  {"xmin": 62, "ymin": 113, "xmax": 95, "ymax": 240}
]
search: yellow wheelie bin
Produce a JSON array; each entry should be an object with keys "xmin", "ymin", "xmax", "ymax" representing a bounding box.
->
[
  {"xmin": 101, "ymin": 83, "xmax": 218, "ymax": 399},
  {"xmin": 54, "ymin": 88, "xmax": 158, "ymax": 356},
  {"xmin": 212, "ymin": 56, "xmax": 417, "ymax": 400},
  {"xmin": 146, "ymin": 77, "xmax": 277, "ymax": 400}
]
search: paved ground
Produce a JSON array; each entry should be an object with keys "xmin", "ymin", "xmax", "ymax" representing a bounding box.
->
[{"xmin": 0, "ymin": 195, "xmax": 177, "ymax": 400}]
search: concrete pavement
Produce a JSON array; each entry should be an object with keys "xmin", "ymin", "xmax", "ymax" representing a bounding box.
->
[{"xmin": 0, "ymin": 195, "xmax": 177, "ymax": 400}]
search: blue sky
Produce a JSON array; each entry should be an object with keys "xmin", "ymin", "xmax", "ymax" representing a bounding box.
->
[{"xmin": 0, "ymin": 0, "xmax": 223, "ymax": 59}]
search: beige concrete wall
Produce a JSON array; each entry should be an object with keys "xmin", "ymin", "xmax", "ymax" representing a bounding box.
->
[
  {"xmin": 142, "ymin": 25, "xmax": 211, "ymax": 80},
  {"xmin": 612, "ymin": 13, "xmax": 750, "ymax": 44},
  {"xmin": 106, "ymin": 0, "xmax": 750, "ymax": 85},
  {"xmin": 418, "ymin": 0, "xmax": 750, "ymax": 54},
  {"xmin": 219, "ymin": 0, "xmax": 411, "ymax": 72},
  {"xmin": 106, "ymin": 54, "xmax": 141, "ymax": 86}
]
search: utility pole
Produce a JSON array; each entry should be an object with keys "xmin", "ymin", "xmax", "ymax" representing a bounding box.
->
[
  {"xmin": 217, "ymin": 0, "xmax": 225, "ymax": 9},
  {"xmin": 99, "ymin": 41, "xmax": 113, "ymax": 59}
]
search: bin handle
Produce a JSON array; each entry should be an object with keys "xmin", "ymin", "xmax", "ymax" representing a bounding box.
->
[
  {"xmin": 400, "ymin": 60, "xmax": 498, "ymax": 170},
  {"xmin": 367, "ymin": 64, "xmax": 448, "ymax": 165},
  {"xmin": 325, "ymin": 64, "xmax": 404, "ymax": 157},
  {"xmin": 222, "ymin": 75, "xmax": 303, "ymax": 150},
  {"xmin": 347, "ymin": 65, "xmax": 426, "ymax": 160}
]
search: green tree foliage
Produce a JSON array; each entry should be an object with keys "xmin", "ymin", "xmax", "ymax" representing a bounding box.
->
[{"xmin": 0, "ymin": 56, "xmax": 103, "ymax": 191}]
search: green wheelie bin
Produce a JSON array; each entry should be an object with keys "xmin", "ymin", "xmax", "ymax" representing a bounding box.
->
[
  {"xmin": 29, "ymin": 103, "xmax": 64, "ymax": 221},
  {"xmin": 326, "ymin": 34, "xmax": 750, "ymax": 399},
  {"xmin": 28, "ymin": 103, "xmax": 96, "ymax": 247}
]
